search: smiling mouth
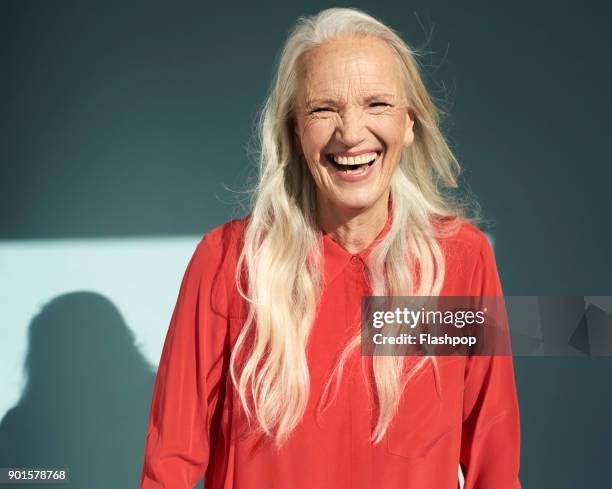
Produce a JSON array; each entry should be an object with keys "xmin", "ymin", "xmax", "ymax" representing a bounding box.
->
[{"xmin": 325, "ymin": 151, "xmax": 381, "ymax": 172}]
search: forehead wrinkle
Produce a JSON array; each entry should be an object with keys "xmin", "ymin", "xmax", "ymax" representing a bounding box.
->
[{"xmin": 304, "ymin": 62, "xmax": 401, "ymax": 103}]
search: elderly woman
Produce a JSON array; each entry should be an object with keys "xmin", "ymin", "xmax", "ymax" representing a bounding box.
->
[{"xmin": 140, "ymin": 7, "xmax": 521, "ymax": 489}]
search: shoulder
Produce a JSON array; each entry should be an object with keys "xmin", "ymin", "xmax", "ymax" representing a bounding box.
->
[
  {"xmin": 182, "ymin": 215, "xmax": 249, "ymax": 289},
  {"xmin": 199, "ymin": 215, "xmax": 248, "ymax": 247},
  {"xmin": 192, "ymin": 215, "xmax": 249, "ymax": 263},
  {"xmin": 438, "ymin": 219, "xmax": 493, "ymax": 260},
  {"xmin": 437, "ymin": 219, "xmax": 500, "ymax": 295}
]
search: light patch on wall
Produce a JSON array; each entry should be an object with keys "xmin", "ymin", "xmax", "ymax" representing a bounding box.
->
[{"xmin": 0, "ymin": 235, "xmax": 202, "ymax": 421}]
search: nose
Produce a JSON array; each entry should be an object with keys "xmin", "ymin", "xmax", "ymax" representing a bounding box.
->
[{"xmin": 335, "ymin": 106, "xmax": 366, "ymax": 147}]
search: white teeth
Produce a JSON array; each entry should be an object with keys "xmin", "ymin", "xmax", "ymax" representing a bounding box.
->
[{"xmin": 332, "ymin": 151, "xmax": 379, "ymax": 165}]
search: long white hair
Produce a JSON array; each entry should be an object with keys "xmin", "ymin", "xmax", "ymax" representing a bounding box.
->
[{"xmin": 230, "ymin": 7, "xmax": 472, "ymax": 448}]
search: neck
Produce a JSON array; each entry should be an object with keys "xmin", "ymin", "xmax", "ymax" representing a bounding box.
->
[{"xmin": 316, "ymin": 191, "xmax": 390, "ymax": 255}]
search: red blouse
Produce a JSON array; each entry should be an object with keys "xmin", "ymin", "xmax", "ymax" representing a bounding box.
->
[{"xmin": 139, "ymin": 212, "xmax": 522, "ymax": 489}]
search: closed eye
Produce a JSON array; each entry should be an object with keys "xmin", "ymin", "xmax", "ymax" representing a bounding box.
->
[
  {"xmin": 370, "ymin": 102, "xmax": 391, "ymax": 108},
  {"xmin": 310, "ymin": 107, "xmax": 335, "ymax": 114}
]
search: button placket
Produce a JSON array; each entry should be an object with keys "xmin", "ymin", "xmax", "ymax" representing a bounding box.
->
[
  {"xmin": 346, "ymin": 252, "xmax": 371, "ymax": 481},
  {"xmin": 344, "ymin": 255, "xmax": 362, "ymax": 484}
]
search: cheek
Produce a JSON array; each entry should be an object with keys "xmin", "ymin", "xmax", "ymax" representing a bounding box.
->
[
  {"xmin": 300, "ymin": 119, "xmax": 335, "ymax": 156},
  {"xmin": 370, "ymin": 115, "xmax": 406, "ymax": 147},
  {"xmin": 368, "ymin": 106, "xmax": 408, "ymax": 140}
]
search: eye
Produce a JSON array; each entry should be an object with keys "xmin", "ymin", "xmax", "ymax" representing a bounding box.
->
[
  {"xmin": 369, "ymin": 102, "xmax": 391, "ymax": 108},
  {"xmin": 310, "ymin": 107, "xmax": 336, "ymax": 114}
]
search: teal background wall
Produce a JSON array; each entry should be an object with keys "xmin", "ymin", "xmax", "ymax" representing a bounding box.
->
[{"xmin": 1, "ymin": 1, "xmax": 611, "ymax": 488}]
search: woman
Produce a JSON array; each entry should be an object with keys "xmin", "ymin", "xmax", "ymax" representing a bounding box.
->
[{"xmin": 140, "ymin": 7, "xmax": 521, "ymax": 489}]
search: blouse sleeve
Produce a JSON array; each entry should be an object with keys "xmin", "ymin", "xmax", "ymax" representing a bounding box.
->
[
  {"xmin": 140, "ymin": 231, "xmax": 229, "ymax": 489},
  {"xmin": 460, "ymin": 234, "xmax": 522, "ymax": 489}
]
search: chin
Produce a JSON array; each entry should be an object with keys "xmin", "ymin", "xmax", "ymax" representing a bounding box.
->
[{"xmin": 333, "ymin": 194, "xmax": 376, "ymax": 211}]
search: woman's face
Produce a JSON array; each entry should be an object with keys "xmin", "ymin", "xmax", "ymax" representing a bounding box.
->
[{"xmin": 293, "ymin": 35, "xmax": 415, "ymax": 215}]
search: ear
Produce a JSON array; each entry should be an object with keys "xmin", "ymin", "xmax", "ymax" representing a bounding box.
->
[{"xmin": 403, "ymin": 108, "xmax": 415, "ymax": 148}]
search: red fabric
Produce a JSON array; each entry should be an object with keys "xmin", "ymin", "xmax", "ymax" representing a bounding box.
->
[{"xmin": 140, "ymin": 211, "xmax": 522, "ymax": 489}]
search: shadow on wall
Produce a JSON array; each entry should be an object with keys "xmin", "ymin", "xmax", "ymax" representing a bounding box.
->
[{"xmin": 0, "ymin": 292, "xmax": 156, "ymax": 489}]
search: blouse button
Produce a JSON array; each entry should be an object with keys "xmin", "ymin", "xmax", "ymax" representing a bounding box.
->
[{"xmin": 350, "ymin": 255, "xmax": 363, "ymax": 268}]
